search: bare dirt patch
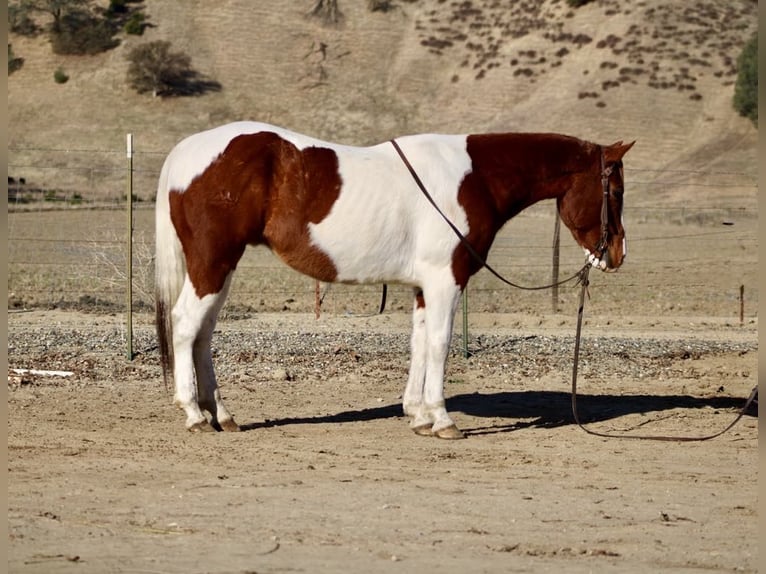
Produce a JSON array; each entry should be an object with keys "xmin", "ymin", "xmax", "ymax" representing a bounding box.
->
[{"xmin": 8, "ymin": 306, "xmax": 757, "ymax": 573}]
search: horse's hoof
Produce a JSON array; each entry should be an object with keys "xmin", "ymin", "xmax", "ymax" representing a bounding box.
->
[
  {"xmin": 411, "ymin": 423, "xmax": 434, "ymax": 436},
  {"xmin": 219, "ymin": 418, "xmax": 241, "ymax": 432},
  {"xmin": 188, "ymin": 420, "xmax": 216, "ymax": 433},
  {"xmin": 434, "ymin": 425, "xmax": 465, "ymax": 440}
]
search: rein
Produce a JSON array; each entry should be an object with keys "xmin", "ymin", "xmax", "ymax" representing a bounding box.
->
[{"xmin": 391, "ymin": 139, "xmax": 756, "ymax": 441}]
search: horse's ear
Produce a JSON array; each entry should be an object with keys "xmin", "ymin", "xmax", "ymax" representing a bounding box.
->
[{"xmin": 604, "ymin": 140, "xmax": 636, "ymax": 163}]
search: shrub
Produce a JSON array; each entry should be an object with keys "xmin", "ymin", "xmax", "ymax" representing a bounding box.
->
[
  {"xmin": 126, "ymin": 40, "xmax": 221, "ymax": 97},
  {"xmin": 9, "ymin": 3, "xmax": 40, "ymax": 36},
  {"xmin": 307, "ymin": 0, "xmax": 344, "ymax": 26},
  {"xmin": 127, "ymin": 41, "xmax": 190, "ymax": 96},
  {"xmin": 49, "ymin": 9, "xmax": 120, "ymax": 55},
  {"xmin": 124, "ymin": 11, "xmax": 146, "ymax": 35},
  {"xmin": 53, "ymin": 67, "xmax": 69, "ymax": 83},
  {"xmin": 8, "ymin": 44, "xmax": 24, "ymax": 74},
  {"xmin": 107, "ymin": 0, "xmax": 129, "ymax": 15},
  {"xmin": 733, "ymin": 32, "xmax": 757, "ymax": 126},
  {"xmin": 369, "ymin": 0, "xmax": 394, "ymax": 12}
]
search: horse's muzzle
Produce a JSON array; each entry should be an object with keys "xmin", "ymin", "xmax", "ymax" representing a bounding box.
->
[{"xmin": 586, "ymin": 246, "xmax": 623, "ymax": 272}]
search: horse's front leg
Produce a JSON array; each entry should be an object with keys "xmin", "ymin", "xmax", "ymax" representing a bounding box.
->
[
  {"xmin": 404, "ymin": 283, "xmax": 464, "ymax": 439},
  {"xmin": 403, "ymin": 289, "xmax": 429, "ymax": 430}
]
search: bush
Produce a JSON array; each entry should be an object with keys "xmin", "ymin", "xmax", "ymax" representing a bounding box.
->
[
  {"xmin": 127, "ymin": 41, "xmax": 190, "ymax": 96},
  {"xmin": 49, "ymin": 9, "xmax": 120, "ymax": 55},
  {"xmin": 124, "ymin": 11, "xmax": 146, "ymax": 35},
  {"xmin": 369, "ymin": 0, "xmax": 394, "ymax": 12},
  {"xmin": 107, "ymin": 0, "xmax": 129, "ymax": 15},
  {"xmin": 53, "ymin": 67, "xmax": 69, "ymax": 83},
  {"xmin": 127, "ymin": 40, "xmax": 221, "ymax": 97},
  {"xmin": 8, "ymin": 44, "xmax": 24, "ymax": 74},
  {"xmin": 9, "ymin": 3, "xmax": 40, "ymax": 36},
  {"xmin": 733, "ymin": 32, "xmax": 757, "ymax": 126}
]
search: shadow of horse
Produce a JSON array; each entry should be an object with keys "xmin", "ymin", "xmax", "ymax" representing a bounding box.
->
[{"xmin": 240, "ymin": 390, "xmax": 755, "ymax": 435}]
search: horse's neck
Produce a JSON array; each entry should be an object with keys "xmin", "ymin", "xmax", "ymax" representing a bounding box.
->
[{"xmin": 468, "ymin": 133, "xmax": 593, "ymax": 222}]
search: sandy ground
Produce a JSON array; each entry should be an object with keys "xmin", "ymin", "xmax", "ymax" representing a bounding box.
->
[{"xmin": 7, "ymin": 306, "xmax": 758, "ymax": 573}]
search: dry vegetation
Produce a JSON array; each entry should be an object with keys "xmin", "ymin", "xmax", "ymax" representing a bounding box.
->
[{"xmin": 7, "ymin": 0, "xmax": 758, "ymax": 205}]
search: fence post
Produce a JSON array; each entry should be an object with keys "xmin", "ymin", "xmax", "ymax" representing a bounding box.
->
[
  {"xmin": 739, "ymin": 284, "xmax": 744, "ymax": 326},
  {"xmin": 552, "ymin": 209, "xmax": 561, "ymax": 313},
  {"xmin": 126, "ymin": 134, "xmax": 134, "ymax": 360},
  {"xmin": 462, "ymin": 288, "xmax": 469, "ymax": 358}
]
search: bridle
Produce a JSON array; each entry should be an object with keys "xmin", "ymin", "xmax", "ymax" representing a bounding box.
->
[
  {"xmin": 592, "ymin": 147, "xmax": 613, "ymax": 265},
  {"xmin": 391, "ymin": 138, "xmax": 756, "ymax": 441}
]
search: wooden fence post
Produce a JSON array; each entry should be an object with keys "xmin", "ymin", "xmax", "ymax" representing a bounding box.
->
[
  {"xmin": 552, "ymin": 210, "xmax": 561, "ymax": 313},
  {"xmin": 739, "ymin": 284, "xmax": 744, "ymax": 326}
]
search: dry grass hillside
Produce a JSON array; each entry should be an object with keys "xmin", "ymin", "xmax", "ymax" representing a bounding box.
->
[{"xmin": 7, "ymin": 0, "xmax": 758, "ymax": 206}]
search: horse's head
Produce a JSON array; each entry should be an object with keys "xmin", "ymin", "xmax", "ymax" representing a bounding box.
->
[{"xmin": 557, "ymin": 140, "xmax": 635, "ymax": 272}]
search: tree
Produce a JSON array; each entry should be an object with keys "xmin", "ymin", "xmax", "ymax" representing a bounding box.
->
[
  {"xmin": 49, "ymin": 8, "xmax": 120, "ymax": 54},
  {"xmin": 307, "ymin": 0, "xmax": 343, "ymax": 26},
  {"xmin": 126, "ymin": 40, "xmax": 221, "ymax": 97},
  {"xmin": 20, "ymin": 0, "xmax": 120, "ymax": 54},
  {"xmin": 733, "ymin": 32, "xmax": 757, "ymax": 127},
  {"xmin": 9, "ymin": 2, "xmax": 41, "ymax": 35},
  {"xmin": 23, "ymin": 0, "xmax": 91, "ymax": 32}
]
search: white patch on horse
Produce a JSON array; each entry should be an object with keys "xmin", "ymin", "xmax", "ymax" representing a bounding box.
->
[{"xmin": 308, "ymin": 135, "xmax": 473, "ymax": 285}]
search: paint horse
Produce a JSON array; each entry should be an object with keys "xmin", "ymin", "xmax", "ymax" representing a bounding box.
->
[{"xmin": 155, "ymin": 121, "xmax": 634, "ymax": 438}]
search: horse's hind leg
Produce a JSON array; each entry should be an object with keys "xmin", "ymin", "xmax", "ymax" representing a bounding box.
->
[
  {"xmin": 193, "ymin": 275, "xmax": 239, "ymax": 432},
  {"xmin": 172, "ymin": 274, "xmax": 235, "ymax": 432}
]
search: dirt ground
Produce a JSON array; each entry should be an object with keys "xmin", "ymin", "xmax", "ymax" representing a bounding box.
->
[{"xmin": 7, "ymin": 302, "xmax": 758, "ymax": 573}]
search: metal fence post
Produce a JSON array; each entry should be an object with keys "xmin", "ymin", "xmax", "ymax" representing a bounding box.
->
[
  {"xmin": 126, "ymin": 134, "xmax": 134, "ymax": 360},
  {"xmin": 552, "ymin": 209, "xmax": 561, "ymax": 313},
  {"xmin": 462, "ymin": 287, "xmax": 469, "ymax": 358}
]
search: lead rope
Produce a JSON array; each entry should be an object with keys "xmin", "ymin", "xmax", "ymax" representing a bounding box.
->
[
  {"xmin": 571, "ymin": 266, "xmax": 758, "ymax": 441},
  {"xmin": 392, "ymin": 139, "xmax": 756, "ymax": 440}
]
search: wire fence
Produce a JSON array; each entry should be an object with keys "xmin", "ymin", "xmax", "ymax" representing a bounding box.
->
[{"xmin": 8, "ymin": 144, "xmax": 759, "ymax": 327}]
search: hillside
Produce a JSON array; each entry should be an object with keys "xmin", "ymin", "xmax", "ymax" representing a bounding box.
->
[{"xmin": 7, "ymin": 0, "xmax": 758, "ymax": 206}]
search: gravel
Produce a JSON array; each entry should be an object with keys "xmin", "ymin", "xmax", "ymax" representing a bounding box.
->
[{"xmin": 8, "ymin": 312, "xmax": 756, "ymax": 395}]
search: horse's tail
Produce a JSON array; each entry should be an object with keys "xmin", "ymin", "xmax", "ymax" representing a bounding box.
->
[{"xmin": 154, "ymin": 157, "xmax": 185, "ymax": 389}]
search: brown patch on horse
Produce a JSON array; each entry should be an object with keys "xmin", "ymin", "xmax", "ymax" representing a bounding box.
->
[
  {"xmin": 414, "ymin": 289, "xmax": 425, "ymax": 308},
  {"xmin": 169, "ymin": 132, "xmax": 341, "ymax": 298},
  {"xmin": 453, "ymin": 133, "xmax": 596, "ymax": 285},
  {"xmin": 263, "ymin": 145, "xmax": 341, "ymax": 282}
]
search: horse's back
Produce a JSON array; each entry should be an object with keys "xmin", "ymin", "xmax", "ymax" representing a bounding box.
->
[
  {"xmin": 159, "ymin": 123, "xmax": 475, "ymax": 285},
  {"xmin": 160, "ymin": 122, "xmax": 336, "ymax": 194}
]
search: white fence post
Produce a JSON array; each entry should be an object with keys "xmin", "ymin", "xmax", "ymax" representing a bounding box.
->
[{"xmin": 126, "ymin": 134, "xmax": 134, "ymax": 360}]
